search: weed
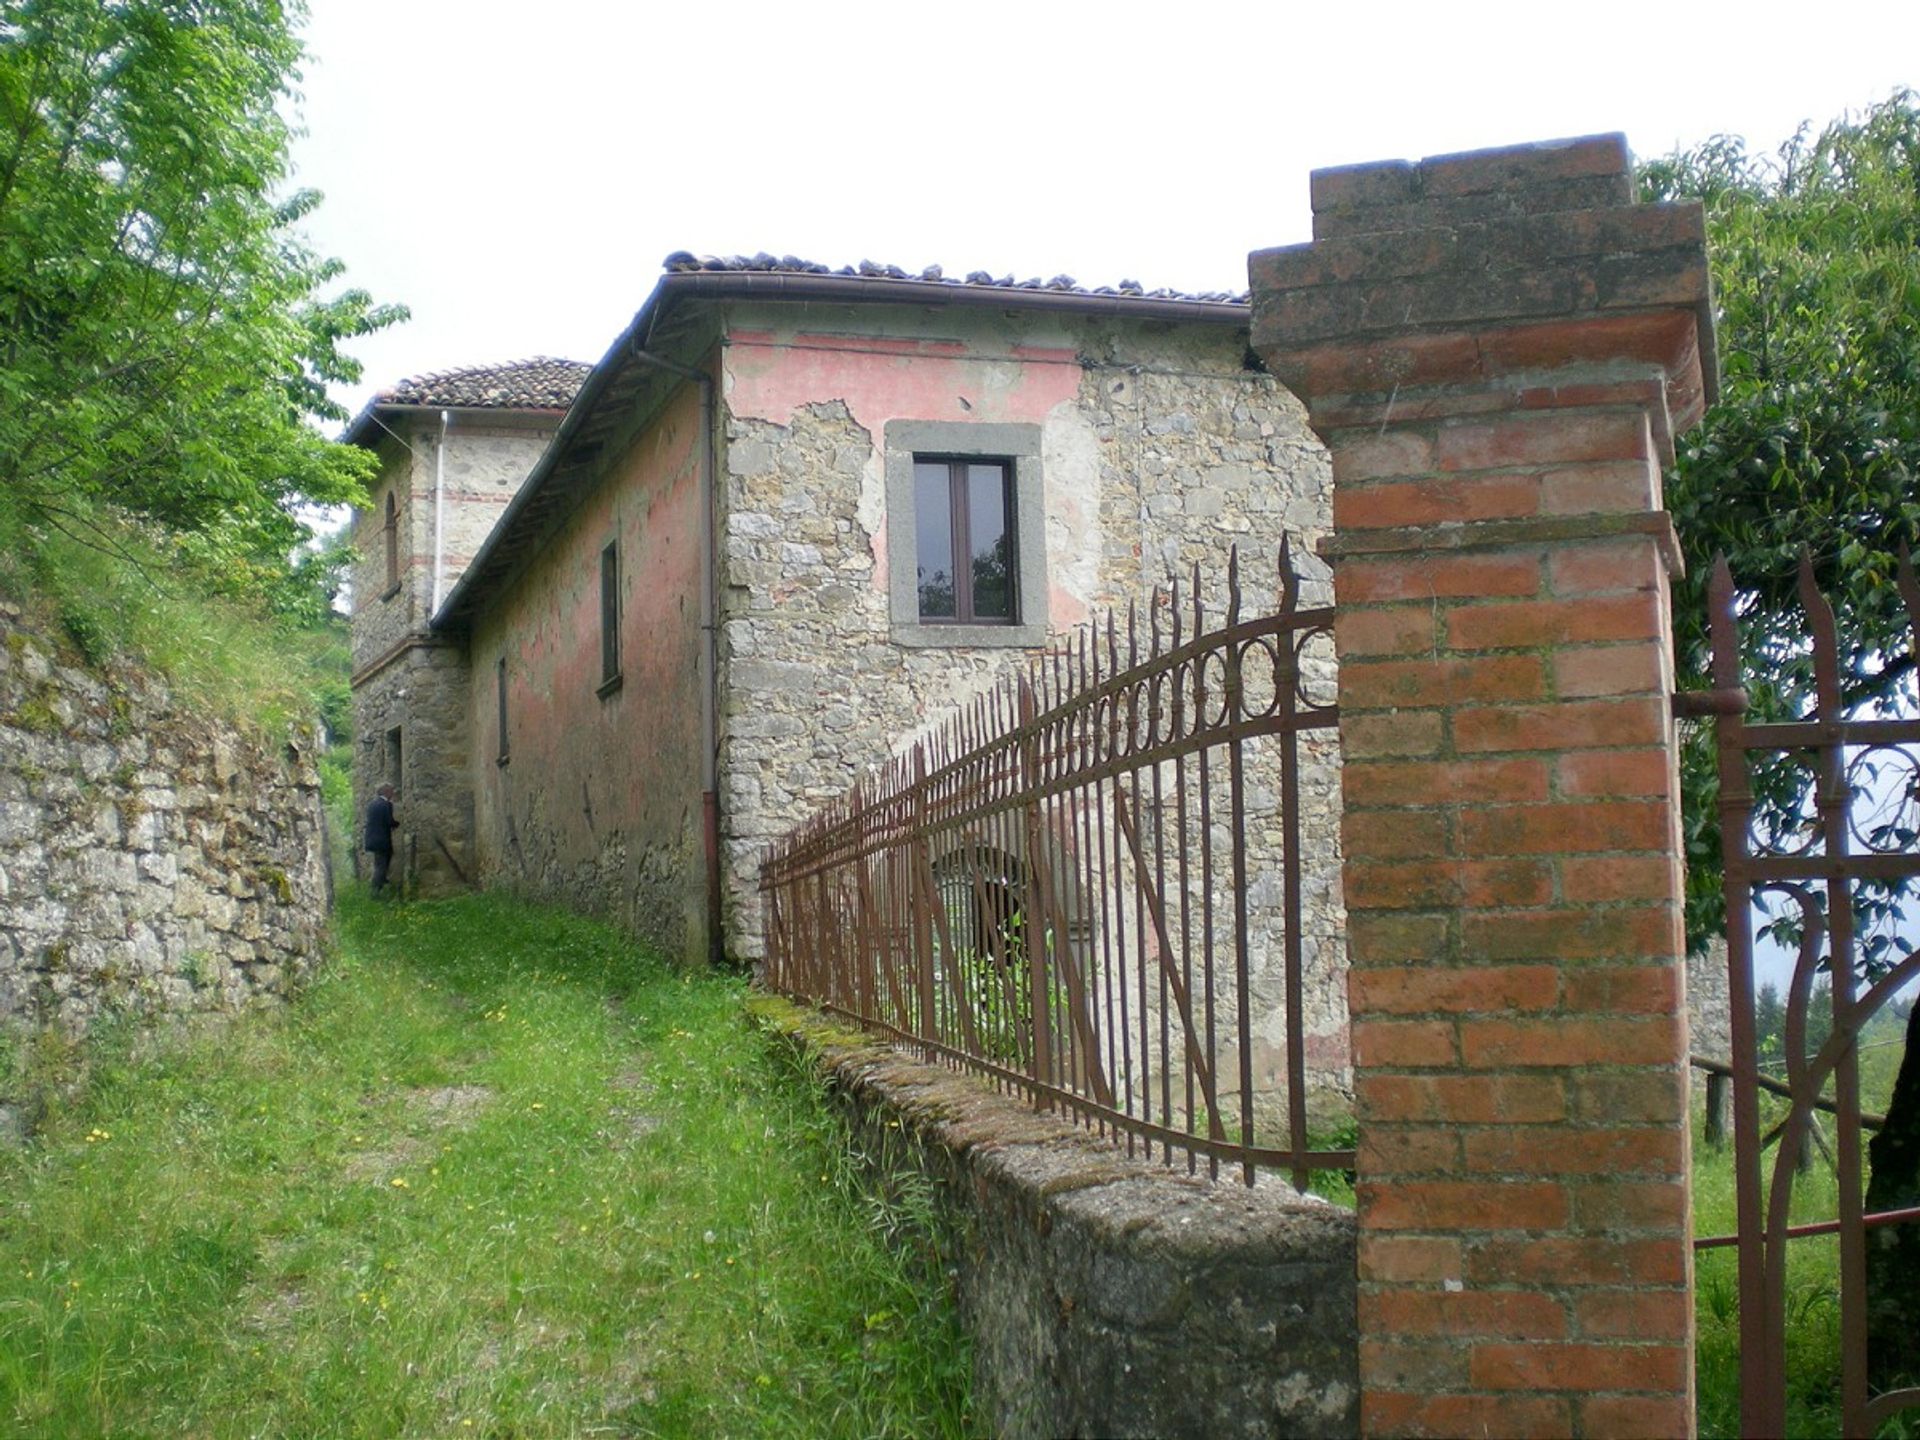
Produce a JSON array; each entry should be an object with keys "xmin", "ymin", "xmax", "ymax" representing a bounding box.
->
[{"xmin": 0, "ymin": 892, "xmax": 972, "ymax": 1437}]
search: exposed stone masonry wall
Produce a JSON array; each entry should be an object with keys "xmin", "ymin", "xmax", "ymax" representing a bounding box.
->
[
  {"xmin": 752, "ymin": 993, "xmax": 1359, "ymax": 1439},
  {"xmin": 0, "ymin": 605, "xmax": 329, "ymax": 1046},
  {"xmin": 717, "ymin": 310, "xmax": 1350, "ymax": 1109}
]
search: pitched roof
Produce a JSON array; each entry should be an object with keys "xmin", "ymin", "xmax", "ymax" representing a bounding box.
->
[
  {"xmin": 435, "ymin": 256, "xmax": 1255, "ymax": 630},
  {"xmin": 343, "ymin": 357, "xmax": 591, "ymax": 446},
  {"xmin": 663, "ymin": 251, "xmax": 1252, "ymax": 306}
]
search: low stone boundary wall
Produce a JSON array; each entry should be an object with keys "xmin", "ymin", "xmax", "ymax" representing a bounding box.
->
[
  {"xmin": 750, "ymin": 995, "xmax": 1358, "ymax": 1439},
  {"xmin": 0, "ymin": 605, "xmax": 330, "ymax": 1059}
]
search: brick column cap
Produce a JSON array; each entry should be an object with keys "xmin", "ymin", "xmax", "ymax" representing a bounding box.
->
[{"xmin": 1250, "ymin": 134, "xmax": 1717, "ymax": 428}]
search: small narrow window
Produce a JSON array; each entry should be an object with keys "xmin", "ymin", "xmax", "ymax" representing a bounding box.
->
[
  {"xmin": 598, "ymin": 540, "xmax": 622, "ymax": 695},
  {"xmin": 495, "ymin": 657, "xmax": 510, "ymax": 765},
  {"xmin": 914, "ymin": 458, "xmax": 1015, "ymax": 624},
  {"xmin": 383, "ymin": 492, "xmax": 400, "ymax": 597},
  {"xmin": 384, "ymin": 725, "xmax": 403, "ymax": 793}
]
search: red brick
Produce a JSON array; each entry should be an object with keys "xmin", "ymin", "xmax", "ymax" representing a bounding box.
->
[
  {"xmin": 1568, "ymin": 1179, "xmax": 1690, "ymax": 1232},
  {"xmin": 1358, "ymin": 1074, "xmax": 1567, "ymax": 1125},
  {"xmin": 1344, "ymin": 654, "xmax": 1545, "ymax": 709},
  {"xmin": 1362, "ymin": 1287, "xmax": 1567, "ymax": 1339},
  {"xmin": 1460, "ymin": 1016, "xmax": 1681, "ymax": 1068},
  {"xmin": 1572, "ymin": 1288, "xmax": 1692, "ymax": 1339},
  {"xmin": 1339, "ymin": 553, "xmax": 1543, "ymax": 604},
  {"xmin": 1460, "ymin": 907, "xmax": 1675, "ymax": 962},
  {"xmin": 1468, "ymin": 1238, "xmax": 1688, "ymax": 1288},
  {"xmin": 1549, "ymin": 540, "xmax": 1664, "ymax": 596},
  {"xmin": 1359, "ymin": 1127, "xmax": 1461, "ymax": 1174},
  {"xmin": 1454, "ymin": 697, "xmax": 1666, "ymax": 753},
  {"xmin": 1348, "ymin": 912, "xmax": 1449, "ymax": 964},
  {"xmin": 1567, "ymin": 1070, "xmax": 1686, "ymax": 1125},
  {"xmin": 1461, "ymin": 1126, "xmax": 1685, "ymax": 1178},
  {"xmin": 1344, "ymin": 710, "xmax": 1444, "ymax": 759},
  {"xmin": 1364, "ymin": 1393, "xmax": 1573, "ymax": 1440},
  {"xmin": 1540, "ymin": 460, "xmax": 1658, "ymax": 516},
  {"xmin": 1335, "ymin": 474, "xmax": 1542, "ymax": 529},
  {"xmin": 1336, "ymin": 606, "xmax": 1439, "ymax": 658},
  {"xmin": 1435, "ymin": 412, "xmax": 1650, "ymax": 473},
  {"xmin": 1423, "ymin": 134, "xmax": 1628, "ymax": 193},
  {"xmin": 1558, "ymin": 854, "xmax": 1675, "ymax": 903},
  {"xmin": 1358, "ymin": 1338, "xmax": 1470, "ymax": 1391},
  {"xmin": 1560, "ymin": 963, "xmax": 1680, "ymax": 1014},
  {"xmin": 1460, "ymin": 802, "xmax": 1669, "ymax": 858},
  {"xmin": 1460, "ymin": 859, "xmax": 1555, "ymax": 909},
  {"xmin": 1346, "ymin": 858, "xmax": 1552, "ymax": 912},
  {"xmin": 1469, "ymin": 1341, "xmax": 1687, "ymax": 1393},
  {"xmin": 1578, "ymin": 1394, "xmax": 1695, "ymax": 1439},
  {"xmin": 1350, "ymin": 964, "xmax": 1560, "ymax": 1017},
  {"xmin": 1354, "ymin": 1018, "xmax": 1458, "ymax": 1067},
  {"xmin": 1345, "ymin": 860, "xmax": 1460, "ymax": 911},
  {"xmin": 1553, "ymin": 643, "xmax": 1666, "ymax": 698},
  {"xmin": 1555, "ymin": 749, "xmax": 1673, "ymax": 798},
  {"xmin": 1360, "ymin": 1180, "xmax": 1568, "ymax": 1231},
  {"xmin": 1360, "ymin": 1235, "xmax": 1463, "ymax": 1284},
  {"xmin": 1445, "ymin": 595, "xmax": 1659, "ymax": 651},
  {"xmin": 1346, "ymin": 810, "xmax": 1451, "ymax": 861},
  {"xmin": 1329, "ymin": 428, "xmax": 1434, "ymax": 481},
  {"xmin": 1344, "ymin": 757, "xmax": 1550, "ymax": 808}
]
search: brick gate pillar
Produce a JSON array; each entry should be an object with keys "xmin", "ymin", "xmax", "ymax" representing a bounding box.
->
[{"xmin": 1250, "ymin": 136, "xmax": 1716, "ymax": 1438}]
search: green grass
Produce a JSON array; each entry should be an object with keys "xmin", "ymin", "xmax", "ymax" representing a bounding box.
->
[
  {"xmin": 0, "ymin": 893, "xmax": 972, "ymax": 1438},
  {"xmin": 1692, "ymin": 1022, "xmax": 1913, "ymax": 1438},
  {"xmin": 0, "ymin": 499, "xmax": 347, "ymax": 737}
]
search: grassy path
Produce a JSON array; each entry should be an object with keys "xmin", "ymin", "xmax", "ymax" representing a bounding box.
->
[{"xmin": 0, "ymin": 894, "xmax": 970, "ymax": 1438}]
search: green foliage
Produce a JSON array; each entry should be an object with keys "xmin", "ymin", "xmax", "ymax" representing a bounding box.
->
[
  {"xmin": 0, "ymin": 499, "xmax": 348, "ymax": 733},
  {"xmin": 1642, "ymin": 93, "xmax": 1920, "ymax": 952},
  {"xmin": 0, "ymin": 0, "xmax": 403, "ymax": 602},
  {"xmin": 0, "ymin": 893, "xmax": 972, "ymax": 1437}
]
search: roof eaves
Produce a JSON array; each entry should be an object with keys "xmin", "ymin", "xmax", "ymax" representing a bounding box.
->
[{"xmin": 433, "ymin": 270, "xmax": 1252, "ymax": 631}]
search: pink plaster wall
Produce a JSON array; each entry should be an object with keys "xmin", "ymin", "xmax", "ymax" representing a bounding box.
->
[
  {"xmin": 466, "ymin": 380, "xmax": 709, "ymax": 965},
  {"xmin": 726, "ymin": 330, "xmax": 1085, "ymax": 621}
]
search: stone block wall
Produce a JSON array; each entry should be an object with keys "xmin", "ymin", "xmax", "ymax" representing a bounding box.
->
[
  {"xmin": 718, "ymin": 305, "xmax": 1350, "ymax": 1109},
  {"xmin": 0, "ymin": 604, "xmax": 329, "ymax": 1048},
  {"xmin": 752, "ymin": 993, "xmax": 1359, "ymax": 1439},
  {"xmin": 349, "ymin": 418, "xmax": 560, "ymax": 898}
]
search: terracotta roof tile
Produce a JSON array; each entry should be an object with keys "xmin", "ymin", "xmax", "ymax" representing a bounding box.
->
[
  {"xmin": 659, "ymin": 251, "xmax": 1250, "ymax": 306},
  {"xmin": 375, "ymin": 357, "xmax": 591, "ymax": 411}
]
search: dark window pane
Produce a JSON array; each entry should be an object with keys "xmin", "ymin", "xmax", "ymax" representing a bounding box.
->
[
  {"xmin": 967, "ymin": 463, "xmax": 1013, "ymax": 619},
  {"xmin": 600, "ymin": 542, "xmax": 620, "ymax": 681},
  {"xmin": 915, "ymin": 461, "xmax": 955, "ymax": 618}
]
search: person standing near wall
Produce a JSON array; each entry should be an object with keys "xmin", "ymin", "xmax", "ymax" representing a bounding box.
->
[{"xmin": 365, "ymin": 783, "xmax": 399, "ymax": 897}]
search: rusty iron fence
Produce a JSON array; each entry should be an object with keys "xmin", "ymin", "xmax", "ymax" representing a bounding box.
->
[
  {"xmin": 1688, "ymin": 552, "xmax": 1920, "ymax": 1436},
  {"xmin": 760, "ymin": 543, "xmax": 1351, "ymax": 1189}
]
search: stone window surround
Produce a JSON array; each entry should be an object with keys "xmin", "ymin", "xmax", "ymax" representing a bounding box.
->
[{"xmin": 883, "ymin": 420, "xmax": 1047, "ymax": 649}]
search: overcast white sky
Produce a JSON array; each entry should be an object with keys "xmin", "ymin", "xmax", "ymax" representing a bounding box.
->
[{"xmin": 289, "ymin": 0, "xmax": 1919, "ymax": 422}]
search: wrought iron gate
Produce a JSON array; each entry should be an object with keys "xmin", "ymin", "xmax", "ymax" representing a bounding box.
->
[{"xmin": 1689, "ymin": 553, "xmax": 1920, "ymax": 1436}]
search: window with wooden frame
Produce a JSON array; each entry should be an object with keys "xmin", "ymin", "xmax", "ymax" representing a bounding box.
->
[
  {"xmin": 382, "ymin": 492, "xmax": 400, "ymax": 598},
  {"xmin": 882, "ymin": 420, "xmax": 1047, "ymax": 649},
  {"xmin": 597, "ymin": 540, "xmax": 622, "ymax": 695},
  {"xmin": 913, "ymin": 458, "xmax": 1017, "ymax": 624},
  {"xmin": 495, "ymin": 657, "xmax": 510, "ymax": 765}
]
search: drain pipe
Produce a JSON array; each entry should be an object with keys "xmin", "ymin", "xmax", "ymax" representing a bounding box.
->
[
  {"xmin": 628, "ymin": 343, "xmax": 723, "ymax": 965},
  {"xmin": 430, "ymin": 410, "xmax": 450, "ymax": 616}
]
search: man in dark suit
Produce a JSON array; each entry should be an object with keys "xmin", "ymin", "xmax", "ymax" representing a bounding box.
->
[{"xmin": 365, "ymin": 783, "xmax": 399, "ymax": 897}]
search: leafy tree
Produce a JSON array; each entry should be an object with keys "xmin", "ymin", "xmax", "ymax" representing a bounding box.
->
[
  {"xmin": 1642, "ymin": 93, "xmax": 1920, "ymax": 952},
  {"xmin": 0, "ymin": 0, "xmax": 403, "ymax": 605},
  {"xmin": 1644, "ymin": 93, "xmax": 1920, "ymax": 1389}
]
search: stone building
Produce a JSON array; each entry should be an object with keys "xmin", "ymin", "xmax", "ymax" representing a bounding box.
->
[
  {"xmin": 345, "ymin": 358, "xmax": 590, "ymax": 895},
  {"xmin": 348, "ymin": 254, "xmax": 1344, "ymax": 1095}
]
